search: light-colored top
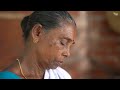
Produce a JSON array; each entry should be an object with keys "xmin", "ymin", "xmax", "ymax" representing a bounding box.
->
[
  {"xmin": 0, "ymin": 67, "xmax": 71, "ymax": 79},
  {"xmin": 44, "ymin": 67, "xmax": 71, "ymax": 79}
]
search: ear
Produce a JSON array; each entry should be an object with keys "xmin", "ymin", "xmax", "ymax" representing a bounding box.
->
[{"xmin": 31, "ymin": 24, "xmax": 43, "ymax": 43}]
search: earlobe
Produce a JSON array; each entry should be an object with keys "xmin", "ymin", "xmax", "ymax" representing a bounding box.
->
[{"xmin": 33, "ymin": 38, "xmax": 39, "ymax": 43}]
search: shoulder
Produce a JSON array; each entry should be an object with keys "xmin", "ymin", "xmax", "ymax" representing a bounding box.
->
[
  {"xmin": 0, "ymin": 71, "xmax": 21, "ymax": 79},
  {"xmin": 55, "ymin": 67, "xmax": 72, "ymax": 79}
]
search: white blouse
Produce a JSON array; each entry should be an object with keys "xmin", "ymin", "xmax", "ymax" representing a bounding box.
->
[{"xmin": 44, "ymin": 67, "xmax": 72, "ymax": 79}]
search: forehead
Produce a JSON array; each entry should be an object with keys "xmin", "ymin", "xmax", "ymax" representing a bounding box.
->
[{"xmin": 47, "ymin": 24, "xmax": 76, "ymax": 40}]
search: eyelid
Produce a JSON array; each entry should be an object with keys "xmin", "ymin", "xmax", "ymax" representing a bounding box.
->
[
  {"xmin": 61, "ymin": 40, "xmax": 66, "ymax": 45},
  {"xmin": 61, "ymin": 41, "xmax": 65, "ymax": 45},
  {"xmin": 63, "ymin": 38, "xmax": 75, "ymax": 44}
]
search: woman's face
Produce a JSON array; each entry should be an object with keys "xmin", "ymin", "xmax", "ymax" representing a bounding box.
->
[{"xmin": 35, "ymin": 23, "xmax": 77, "ymax": 69}]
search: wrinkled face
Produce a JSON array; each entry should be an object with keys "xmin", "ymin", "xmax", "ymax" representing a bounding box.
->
[{"xmin": 35, "ymin": 23, "xmax": 77, "ymax": 69}]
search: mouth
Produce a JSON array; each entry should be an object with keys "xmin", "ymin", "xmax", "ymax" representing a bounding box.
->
[
  {"xmin": 50, "ymin": 60, "xmax": 64, "ymax": 69},
  {"xmin": 56, "ymin": 61, "xmax": 63, "ymax": 66}
]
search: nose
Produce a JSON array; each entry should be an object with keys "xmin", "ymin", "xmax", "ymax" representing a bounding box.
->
[{"xmin": 62, "ymin": 49, "xmax": 70, "ymax": 58}]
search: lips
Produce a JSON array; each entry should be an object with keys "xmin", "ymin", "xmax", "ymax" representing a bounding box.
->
[
  {"xmin": 56, "ymin": 61, "xmax": 63, "ymax": 66},
  {"xmin": 58, "ymin": 60, "xmax": 63, "ymax": 63}
]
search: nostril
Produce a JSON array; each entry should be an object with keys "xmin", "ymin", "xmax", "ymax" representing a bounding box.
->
[
  {"xmin": 62, "ymin": 51, "xmax": 70, "ymax": 57},
  {"xmin": 63, "ymin": 54, "xmax": 68, "ymax": 57}
]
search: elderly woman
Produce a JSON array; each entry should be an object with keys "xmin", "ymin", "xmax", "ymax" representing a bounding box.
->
[{"xmin": 0, "ymin": 11, "xmax": 77, "ymax": 79}]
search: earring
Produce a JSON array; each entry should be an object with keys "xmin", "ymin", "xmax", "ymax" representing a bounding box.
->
[{"xmin": 33, "ymin": 39, "xmax": 38, "ymax": 43}]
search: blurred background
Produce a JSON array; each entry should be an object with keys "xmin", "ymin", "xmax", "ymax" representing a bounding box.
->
[{"xmin": 0, "ymin": 11, "xmax": 120, "ymax": 79}]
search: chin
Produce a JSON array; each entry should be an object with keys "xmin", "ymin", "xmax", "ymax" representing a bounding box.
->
[
  {"xmin": 49, "ymin": 65, "xmax": 58, "ymax": 69},
  {"xmin": 48, "ymin": 63, "xmax": 59, "ymax": 69},
  {"xmin": 51, "ymin": 67, "xmax": 58, "ymax": 69},
  {"xmin": 48, "ymin": 60, "xmax": 63, "ymax": 69}
]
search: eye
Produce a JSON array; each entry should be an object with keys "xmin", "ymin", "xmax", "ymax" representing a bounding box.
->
[
  {"xmin": 60, "ymin": 41, "xmax": 65, "ymax": 46},
  {"xmin": 60, "ymin": 39, "xmax": 67, "ymax": 46},
  {"xmin": 60, "ymin": 42, "xmax": 65, "ymax": 45}
]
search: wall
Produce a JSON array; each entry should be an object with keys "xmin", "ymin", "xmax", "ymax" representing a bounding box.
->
[
  {"xmin": 87, "ymin": 11, "xmax": 120, "ymax": 79},
  {"xmin": 0, "ymin": 11, "xmax": 32, "ymax": 70}
]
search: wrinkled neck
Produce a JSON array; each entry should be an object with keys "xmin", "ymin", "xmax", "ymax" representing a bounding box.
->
[{"xmin": 18, "ymin": 47, "xmax": 45, "ymax": 79}]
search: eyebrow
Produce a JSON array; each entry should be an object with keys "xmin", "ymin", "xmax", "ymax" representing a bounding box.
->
[{"xmin": 63, "ymin": 37, "xmax": 75, "ymax": 44}]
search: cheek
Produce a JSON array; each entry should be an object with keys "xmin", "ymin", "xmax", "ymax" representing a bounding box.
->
[
  {"xmin": 49, "ymin": 40, "xmax": 63, "ymax": 57},
  {"xmin": 37, "ymin": 41, "xmax": 52, "ymax": 58}
]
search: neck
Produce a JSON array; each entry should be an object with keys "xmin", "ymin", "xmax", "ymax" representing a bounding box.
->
[{"xmin": 9, "ymin": 48, "xmax": 45, "ymax": 79}]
